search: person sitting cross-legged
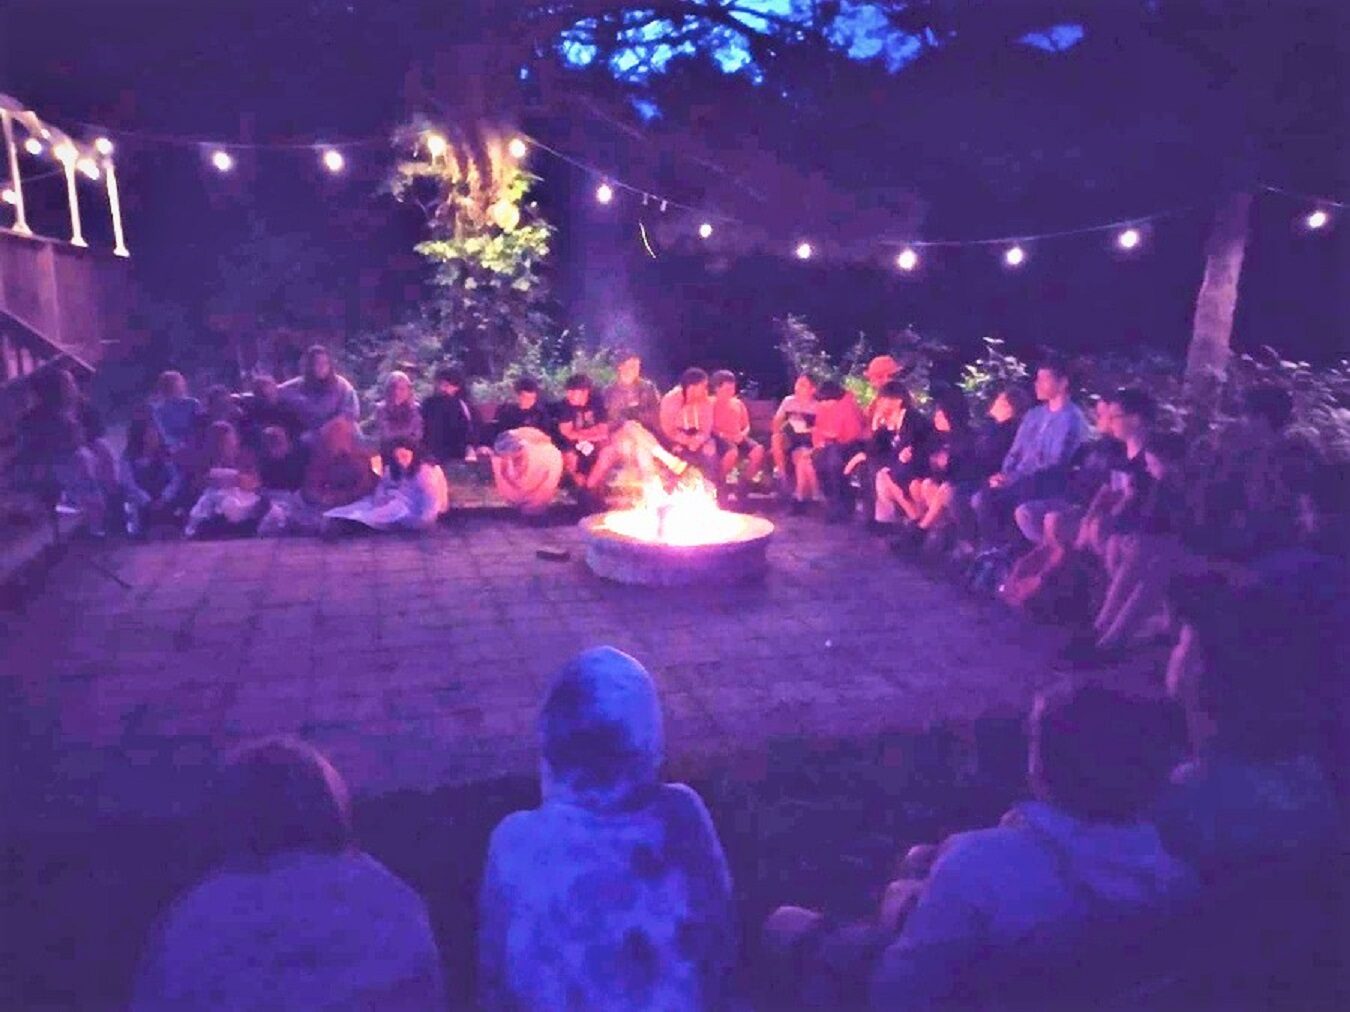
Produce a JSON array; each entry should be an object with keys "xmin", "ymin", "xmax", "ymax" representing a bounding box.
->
[
  {"xmin": 478, "ymin": 647, "xmax": 735, "ymax": 1011},
  {"xmin": 764, "ymin": 684, "xmax": 1193, "ymax": 1009},
  {"xmin": 130, "ymin": 738, "xmax": 445, "ymax": 1011},
  {"xmin": 710, "ymin": 369, "xmax": 767, "ymax": 498}
]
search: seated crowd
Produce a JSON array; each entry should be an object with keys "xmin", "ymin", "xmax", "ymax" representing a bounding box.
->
[
  {"xmin": 128, "ymin": 581, "xmax": 1342, "ymax": 1008},
  {"xmin": 11, "ymin": 345, "xmax": 779, "ymax": 538}
]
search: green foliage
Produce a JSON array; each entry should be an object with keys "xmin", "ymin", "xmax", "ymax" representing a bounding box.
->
[
  {"xmin": 469, "ymin": 331, "xmax": 618, "ymax": 404},
  {"xmin": 959, "ymin": 337, "xmax": 1031, "ymax": 413},
  {"xmin": 1223, "ymin": 352, "xmax": 1350, "ymax": 461},
  {"xmin": 773, "ymin": 314, "xmax": 837, "ymax": 385},
  {"xmin": 352, "ymin": 124, "xmax": 556, "ymax": 388}
]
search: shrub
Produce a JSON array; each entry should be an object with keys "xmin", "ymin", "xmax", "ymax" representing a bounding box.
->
[{"xmin": 468, "ymin": 332, "xmax": 617, "ymax": 404}]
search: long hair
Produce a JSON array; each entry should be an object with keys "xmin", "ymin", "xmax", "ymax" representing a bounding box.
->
[{"xmin": 382, "ymin": 438, "xmax": 425, "ymax": 480}]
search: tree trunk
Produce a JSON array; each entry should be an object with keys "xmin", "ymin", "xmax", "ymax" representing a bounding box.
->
[{"xmin": 1186, "ymin": 190, "xmax": 1253, "ymax": 389}]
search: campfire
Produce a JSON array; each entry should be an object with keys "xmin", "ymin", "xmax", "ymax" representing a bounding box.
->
[
  {"xmin": 579, "ymin": 470, "xmax": 776, "ymax": 585},
  {"xmin": 598, "ymin": 472, "xmax": 757, "ymax": 547}
]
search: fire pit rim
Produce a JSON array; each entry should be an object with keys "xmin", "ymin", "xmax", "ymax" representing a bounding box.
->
[{"xmin": 577, "ymin": 510, "xmax": 776, "ymax": 550}]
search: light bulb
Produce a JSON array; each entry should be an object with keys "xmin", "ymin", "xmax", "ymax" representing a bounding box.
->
[
  {"xmin": 1004, "ymin": 245, "xmax": 1026, "ymax": 267},
  {"xmin": 94, "ymin": 137, "xmax": 114, "ymax": 156},
  {"xmin": 896, "ymin": 248, "xmax": 918, "ymax": 271},
  {"xmin": 1306, "ymin": 209, "xmax": 1329, "ymax": 230},
  {"xmin": 77, "ymin": 157, "xmax": 101, "ymax": 180},
  {"xmin": 596, "ymin": 182, "xmax": 614, "ymax": 204},
  {"xmin": 210, "ymin": 150, "xmax": 234, "ymax": 172},
  {"xmin": 53, "ymin": 142, "xmax": 77, "ymax": 165},
  {"xmin": 1, "ymin": 188, "xmax": 15, "ymax": 205},
  {"xmin": 425, "ymin": 133, "xmax": 447, "ymax": 158},
  {"xmin": 795, "ymin": 241, "xmax": 813, "ymax": 260},
  {"xmin": 1117, "ymin": 227, "xmax": 1141, "ymax": 250},
  {"xmin": 507, "ymin": 137, "xmax": 528, "ymax": 159},
  {"xmin": 322, "ymin": 149, "xmax": 345, "ymax": 173},
  {"xmin": 698, "ymin": 222, "xmax": 713, "ymax": 239},
  {"xmin": 23, "ymin": 138, "xmax": 43, "ymax": 156}
]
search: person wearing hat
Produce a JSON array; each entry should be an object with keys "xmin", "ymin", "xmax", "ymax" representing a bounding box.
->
[{"xmin": 864, "ymin": 356, "xmax": 902, "ymax": 411}]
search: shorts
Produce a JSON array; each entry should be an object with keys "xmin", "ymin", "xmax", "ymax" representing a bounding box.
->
[
  {"xmin": 782, "ymin": 431, "xmax": 813, "ymax": 455},
  {"xmin": 714, "ymin": 435, "xmax": 761, "ymax": 458}
]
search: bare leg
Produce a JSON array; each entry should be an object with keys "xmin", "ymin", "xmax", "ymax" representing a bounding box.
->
[
  {"xmin": 875, "ymin": 469, "xmax": 904, "ymax": 523},
  {"xmin": 746, "ymin": 442, "xmax": 767, "ymax": 483},
  {"xmin": 793, "ymin": 448, "xmax": 818, "ymax": 501}
]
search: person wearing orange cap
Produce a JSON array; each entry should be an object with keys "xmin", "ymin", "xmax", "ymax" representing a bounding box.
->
[{"xmin": 863, "ymin": 356, "xmax": 902, "ymax": 407}]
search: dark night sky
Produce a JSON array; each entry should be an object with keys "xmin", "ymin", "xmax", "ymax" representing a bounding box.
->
[{"xmin": 2, "ymin": 0, "xmax": 1346, "ymax": 391}]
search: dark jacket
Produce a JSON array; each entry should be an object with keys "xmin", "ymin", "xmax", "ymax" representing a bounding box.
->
[{"xmin": 422, "ymin": 392, "xmax": 479, "ymax": 462}]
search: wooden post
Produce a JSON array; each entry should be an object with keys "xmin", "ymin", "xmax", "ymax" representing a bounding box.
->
[
  {"xmin": 104, "ymin": 157, "xmax": 129, "ymax": 257},
  {"xmin": 1, "ymin": 110, "xmax": 32, "ymax": 236},
  {"xmin": 55, "ymin": 145, "xmax": 87, "ymax": 248}
]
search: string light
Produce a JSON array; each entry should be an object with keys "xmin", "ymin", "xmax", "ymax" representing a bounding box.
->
[
  {"xmin": 1004, "ymin": 244, "xmax": 1026, "ymax": 267},
  {"xmin": 507, "ymin": 137, "xmax": 528, "ymax": 159},
  {"xmin": 321, "ymin": 149, "xmax": 345, "ymax": 173},
  {"xmin": 425, "ymin": 133, "xmax": 447, "ymax": 158},
  {"xmin": 94, "ymin": 137, "xmax": 114, "ymax": 156},
  {"xmin": 23, "ymin": 138, "xmax": 43, "ymax": 155},
  {"xmin": 77, "ymin": 157, "xmax": 101, "ymax": 180},
  {"xmin": 595, "ymin": 182, "xmax": 614, "ymax": 204},
  {"xmin": 896, "ymin": 248, "xmax": 918, "ymax": 271},
  {"xmin": 53, "ymin": 142, "xmax": 77, "ymax": 165},
  {"xmin": 210, "ymin": 150, "xmax": 234, "ymax": 172},
  {"xmin": 795, "ymin": 241, "xmax": 813, "ymax": 260},
  {"xmin": 1116, "ymin": 227, "xmax": 1141, "ymax": 250},
  {"xmin": 1, "ymin": 189, "xmax": 15, "ymax": 205},
  {"xmin": 698, "ymin": 222, "xmax": 713, "ymax": 239},
  {"xmin": 1305, "ymin": 209, "xmax": 1329, "ymax": 230}
]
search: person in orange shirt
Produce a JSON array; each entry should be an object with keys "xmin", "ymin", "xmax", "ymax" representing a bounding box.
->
[
  {"xmin": 811, "ymin": 380, "xmax": 867, "ymax": 522},
  {"xmin": 710, "ymin": 370, "xmax": 766, "ymax": 496}
]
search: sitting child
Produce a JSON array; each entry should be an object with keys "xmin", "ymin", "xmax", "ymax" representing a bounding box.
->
[
  {"xmin": 119, "ymin": 417, "xmax": 184, "ymax": 537},
  {"xmin": 130, "ymin": 738, "xmax": 444, "ymax": 1009},
  {"xmin": 256, "ymin": 426, "xmax": 309, "ymax": 493},
  {"xmin": 811, "ymin": 380, "xmax": 867, "ymax": 521},
  {"xmin": 867, "ymin": 380, "xmax": 934, "ymax": 528},
  {"xmin": 771, "ymin": 373, "xmax": 820, "ymax": 512},
  {"xmin": 421, "ymin": 366, "xmax": 478, "ymax": 464},
  {"xmin": 478, "ymin": 647, "xmax": 734, "ymax": 1010},
  {"xmin": 150, "ymin": 369, "xmax": 203, "ymax": 453},
  {"xmin": 322, "ymin": 439, "xmax": 447, "ymax": 533},
  {"xmin": 765, "ymin": 684, "xmax": 1192, "ymax": 1008},
  {"xmin": 553, "ymin": 373, "xmax": 609, "ymax": 488},
  {"xmin": 184, "ymin": 421, "xmax": 264, "ymax": 538},
  {"xmin": 492, "ymin": 376, "xmax": 552, "ymax": 439},
  {"xmin": 658, "ymin": 367, "xmax": 717, "ymax": 475},
  {"xmin": 491, "ymin": 427, "xmax": 563, "ymax": 518},
  {"xmin": 710, "ymin": 370, "xmax": 766, "ymax": 494}
]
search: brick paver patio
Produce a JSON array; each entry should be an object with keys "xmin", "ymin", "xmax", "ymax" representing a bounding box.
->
[{"xmin": 3, "ymin": 514, "xmax": 1086, "ymax": 824}]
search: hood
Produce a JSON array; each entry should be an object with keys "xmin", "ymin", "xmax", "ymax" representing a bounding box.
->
[
  {"xmin": 1006, "ymin": 801, "xmax": 1191, "ymax": 910},
  {"xmin": 539, "ymin": 647, "xmax": 664, "ymax": 812}
]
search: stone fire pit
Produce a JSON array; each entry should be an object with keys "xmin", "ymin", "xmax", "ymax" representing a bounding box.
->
[{"xmin": 579, "ymin": 508, "xmax": 775, "ymax": 586}]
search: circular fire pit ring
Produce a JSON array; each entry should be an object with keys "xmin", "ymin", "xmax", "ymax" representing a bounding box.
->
[{"xmin": 579, "ymin": 511, "xmax": 775, "ymax": 586}]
